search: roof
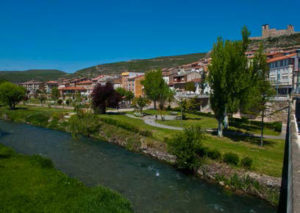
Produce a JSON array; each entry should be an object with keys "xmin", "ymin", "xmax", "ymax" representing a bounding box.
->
[
  {"xmin": 77, "ymin": 80, "xmax": 93, "ymax": 85},
  {"xmin": 267, "ymin": 53, "xmax": 296, "ymax": 63},
  {"xmin": 46, "ymin": 81, "xmax": 58, "ymax": 84},
  {"xmin": 58, "ymin": 86, "xmax": 86, "ymax": 91}
]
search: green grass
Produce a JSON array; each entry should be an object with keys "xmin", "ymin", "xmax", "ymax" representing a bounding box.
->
[
  {"xmin": 0, "ymin": 144, "xmax": 133, "ymax": 213},
  {"xmin": 202, "ymin": 135, "xmax": 284, "ymax": 177},
  {"xmin": 155, "ymin": 111, "xmax": 281, "ymax": 136}
]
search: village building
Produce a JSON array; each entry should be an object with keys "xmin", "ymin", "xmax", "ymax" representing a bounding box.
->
[
  {"xmin": 20, "ymin": 80, "xmax": 44, "ymax": 96},
  {"xmin": 45, "ymin": 81, "xmax": 58, "ymax": 94}
]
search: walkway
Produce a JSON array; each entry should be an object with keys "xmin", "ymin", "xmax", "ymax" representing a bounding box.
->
[{"xmin": 126, "ymin": 114, "xmax": 285, "ymax": 139}]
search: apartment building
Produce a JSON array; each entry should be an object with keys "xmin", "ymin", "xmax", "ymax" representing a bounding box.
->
[
  {"xmin": 267, "ymin": 50, "xmax": 300, "ymax": 95},
  {"xmin": 20, "ymin": 80, "xmax": 44, "ymax": 96},
  {"xmin": 45, "ymin": 81, "xmax": 58, "ymax": 93}
]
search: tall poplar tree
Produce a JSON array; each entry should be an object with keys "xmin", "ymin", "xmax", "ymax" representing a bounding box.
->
[{"xmin": 208, "ymin": 26, "xmax": 250, "ymax": 136}]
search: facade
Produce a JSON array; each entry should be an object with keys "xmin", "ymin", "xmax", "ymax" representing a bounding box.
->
[
  {"xmin": 58, "ymin": 86, "xmax": 87, "ymax": 97},
  {"xmin": 121, "ymin": 72, "xmax": 144, "ymax": 92},
  {"xmin": 45, "ymin": 81, "xmax": 58, "ymax": 94},
  {"xmin": 134, "ymin": 75, "xmax": 145, "ymax": 97},
  {"xmin": 20, "ymin": 80, "xmax": 44, "ymax": 96},
  {"xmin": 267, "ymin": 50, "xmax": 300, "ymax": 95}
]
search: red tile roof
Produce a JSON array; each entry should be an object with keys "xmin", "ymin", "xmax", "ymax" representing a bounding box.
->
[
  {"xmin": 77, "ymin": 80, "xmax": 93, "ymax": 85},
  {"xmin": 58, "ymin": 87, "xmax": 86, "ymax": 91},
  {"xmin": 267, "ymin": 53, "xmax": 296, "ymax": 63}
]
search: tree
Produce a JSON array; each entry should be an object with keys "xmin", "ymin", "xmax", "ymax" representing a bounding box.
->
[
  {"xmin": 132, "ymin": 97, "xmax": 149, "ymax": 113},
  {"xmin": 184, "ymin": 82, "xmax": 196, "ymax": 92},
  {"xmin": 51, "ymin": 87, "xmax": 60, "ymax": 100},
  {"xmin": 91, "ymin": 82, "xmax": 121, "ymax": 114},
  {"xmin": 241, "ymin": 44, "xmax": 275, "ymax": 146},
  {"xmin": 125, "ymin": 91, "xmax": 134, "ymax": 103},
  {"xmin": 142, "ymin": 69, "xmax": 165, "ymax": 110},
  {"xmin": 38, "ymin": 93, "xmax": 47, "ymax": 106},
  {"xmin": 0, "ymin": 82, "xmax": 26, "ymax": 110},
  {"xmin": 208, "ymin": 26, "xmax": 250, "ymax": 136}
]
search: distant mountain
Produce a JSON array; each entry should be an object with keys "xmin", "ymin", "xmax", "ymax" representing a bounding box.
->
[
  {"xmin": 249, "ymin": 33, "xmax": 300, "ymax": 50},
  {"xmin": 0, "ymin": 69, "xmax": 67, "ymax": 83},
  {"xmin": 73, "ymin": 53, "xmax": 207, "ymax": 77}
]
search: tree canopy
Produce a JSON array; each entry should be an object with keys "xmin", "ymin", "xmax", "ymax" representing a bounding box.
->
[
  {"xmin": 0, "ymin": 82, "xmax": 26, "ymax": 110},
  {"xmin": 208, "ymin": 26, "xmax": 251, "ymax": 136},
  {"xmin": 91, "ymin": 82, "xmax": 121, "ymax": 114}
]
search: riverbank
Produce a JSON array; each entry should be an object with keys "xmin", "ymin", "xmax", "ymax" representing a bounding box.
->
[
  {"xmin": 0, "ymin": 144, "xmax": 133, "ymax": 212},
  {"xmin": 0, "ymin": 105, "xmax": 283, "ymax": 206}
]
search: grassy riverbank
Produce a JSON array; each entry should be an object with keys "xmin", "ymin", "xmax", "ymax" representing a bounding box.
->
[
  {"xmin": 0, "ymin": 105, "xmax": 284, "ymax": 177},
  {"xmin": 0, "ymin": 144, "xmax": 133, "ymax": 213}
]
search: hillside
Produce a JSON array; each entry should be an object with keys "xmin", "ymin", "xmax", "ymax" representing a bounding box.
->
[
  {"xmin": 249, "ymin": 33, "xmax": 300, "ymax": 50},
  {"xmin": 74, "ymin": 53, "xmax": 206, "ymax": 77},
  {"xmin": 0, "ymin": 69, "xmax": 67, "ymax": 83}
]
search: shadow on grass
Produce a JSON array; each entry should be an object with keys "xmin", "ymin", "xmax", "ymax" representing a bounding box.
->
[{"xmin": 210, "ymin": 129, "xmax": 277, "ymax": 147}]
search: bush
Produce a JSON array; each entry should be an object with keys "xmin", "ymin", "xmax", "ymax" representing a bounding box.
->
[
  {"xmin": 241, "ymin": 156, "xmax": 253, "ymax": 169},
  {"xmin": 272, "ymin": 122, "xmax": 282, "ymax": 132},
  {"xmin": 223, "ymin": 152, "xmax": 239, "ymax": 165},
  {"xmin": 207, "ymin": 149, "xmax": 222, "ymax": 160},
  {"xmin": 196, "ymin": 146, "xmax": 209, "ymax": 157},
  {"xmin": 0, "ymin": 146, "xmax": 14, "ymax": 158},
  {"xmin": 168, "ymin": 126, "xmax": 204, "ymax": 171},
  {"xmin": 68, "ymin": 112, "xmax": 100, "ymax": 138},
  {"xmin": 31, "ymin": 155, "xmax": 54, "ymax": 169},
  {"xmin": 26, "ymin": 112, "xmax": 50, "ymax": 126}
]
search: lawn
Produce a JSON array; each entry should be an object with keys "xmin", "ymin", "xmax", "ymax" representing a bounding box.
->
[
  {"xmin": 155, "ymin": 111, "xmax": 281, "ymax": 136},
  {"xmin": 0, "ymin": 144, "xmax": 133, "ymax": 213}
]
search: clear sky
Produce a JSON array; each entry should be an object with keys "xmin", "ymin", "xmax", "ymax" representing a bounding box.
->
[{"xmin": 0, "ymin": 0, "xmax": 299, "ymax": 73}]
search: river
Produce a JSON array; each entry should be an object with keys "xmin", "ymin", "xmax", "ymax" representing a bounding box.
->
[{"xmin": 0, "ymin": 120, "xmax": 275, "ymax": 213}]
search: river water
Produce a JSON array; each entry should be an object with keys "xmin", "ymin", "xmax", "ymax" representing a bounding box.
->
[{"xmin": 0, "ymin": 120, "xmax": 275, "ymax": 213}]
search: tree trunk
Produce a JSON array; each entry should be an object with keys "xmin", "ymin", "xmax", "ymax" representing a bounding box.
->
[
  {"xmin": 223, "ymin": 106, "xmax": 229, "ymax": 129},
  {"xmin": 260, "ymin": 108, "xmax": 265, "ymax": 146},
  {"xmin": 218, "ymin": 118, "xmax": 223, "ymax": 137},
  {"xmin": 153, "ymin": 100, "xmax": 157, "ymax": 110}
]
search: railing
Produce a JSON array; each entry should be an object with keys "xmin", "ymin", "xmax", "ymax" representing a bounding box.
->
[{"xmin": 278, "ymin": 101, "xmax": 293, "ymax": 213}]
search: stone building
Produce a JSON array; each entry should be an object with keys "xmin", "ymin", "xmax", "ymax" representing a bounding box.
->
[{"xmin": 251, "ymin": 24, "xmax": 297, "ymax": 40}]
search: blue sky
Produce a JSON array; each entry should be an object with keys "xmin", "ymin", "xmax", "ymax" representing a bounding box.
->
[{"xmin": 0, "ymin": 0, "xmax": 299, "ymax": 73}]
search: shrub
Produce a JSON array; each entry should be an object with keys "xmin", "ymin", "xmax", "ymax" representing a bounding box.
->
[
  {"xmin": 272, "ymin": 122, "xmax": 282, "ymax": 132},
  {"xmin": 68, "ymin": 112, "xmax": 100, "ymax": 138},
  {"xmin": 57, "ymin": 99, "xmax": 63, "ymax": 105},
  {"xmin": 223, "ymin": 152, "xmax": 239, "ymax": 165},
  {"xmin": 168, "ymin": 126, "xmax": 205, "ymax": 171},
  {"xmin": 31, "ymin": 155, "xmax": 54, "ymax": 169},
  {"xmin": 26, "ymin": 112, "xmax": 50, "ymax": 126},
  {"xmin": 0, "ymin": 146, "xmax": 14, "ymax": 158},
  {"xmin": 196, "ymin": 146, "xmax": 209, "ymax": 157},
  {"xmin": 207, "ymin": 149, "xmax": 222, "ymax": 160},
  {"xmin": 241, "ymin": 156, "xmax": 253, "ymax": 169}
]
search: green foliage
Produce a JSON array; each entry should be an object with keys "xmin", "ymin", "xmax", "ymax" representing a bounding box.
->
[
  {"xmin": 168, "ymin": 126, "xmax": 204, "ymax": 171},
  {"xmin": 207, "ymin": 149, "xmax": 222, "ymax": 160},
  {"xmin": 0, "ymin": 144, "xmax": 133, "ymax": 212},
  {"xmin": 26, "ymin": 112, "xmax": 50, "ymax": 126},
  {"xmin": 51, "ymin": 87, "xmax": 60, "ymax": 100},
  {"xmin": 208, "ymin": 27, "xmax": 251, "ymax": 136},
  {"xmin": 184, "ymin": 82, "xmax": 196, "ymax": 92},
  {"xmin": 0, "ymin": 69, "xmax": 66, "ymax": 83},
  {"xmin": 241, "ymin": 156, "xmax": 253, "ymax": 169},
  {"xmin": 0, "ymin": 82, "xmax": 26, "ymax": 109},
  {"xmin": 68, "ymin": 112, "xmax": 100, "ymax": 138},
  {"xmin": 272, "ymin": 122, "xmax": 282, "ymax": 132},
  {"xmin": 30, "ymin": 155, "xmax": 54, "ymax": 169},
  {"xmin": 0, "ymin": 146, "xmax": 14, "ymax": 158},
  {"xmin": 223, "ymin": 152, "xmax": 239, "ymax": 165},
  {"xmin": 132, "ymin": 97, "xmax": 150, "ymax": 113},
  {"xmin": 57, "ymin": 99, "xmax": 63, "ymax": 105}
]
